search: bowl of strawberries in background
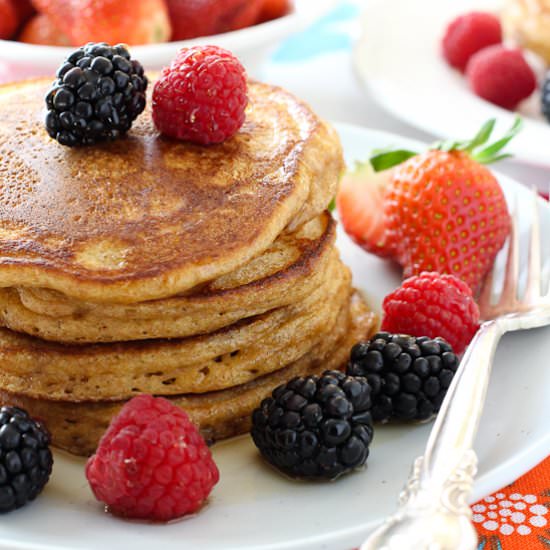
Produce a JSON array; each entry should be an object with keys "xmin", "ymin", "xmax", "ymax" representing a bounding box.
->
[{"xmin": 0, "ymin": 0, "xmax": 336, "ymax": 77}]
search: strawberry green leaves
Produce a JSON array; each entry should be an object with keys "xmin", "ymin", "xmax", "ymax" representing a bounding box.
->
[
  {"xmin": 369, "ymin": 117, "xmax": 522, "ymax": 172},
  {"xmin": 469, "ymin": 117, "xmax": 522, "ymax": 164},
  {"xmin": 370, "ymin": 150, "xmax": 417, "ymax": 172}
]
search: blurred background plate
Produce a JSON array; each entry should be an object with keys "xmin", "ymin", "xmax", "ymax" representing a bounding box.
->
[
  {"xmin": 0, "ymin": 0, "xmax": 336, "ymax": 77},
  {"xmin": 354, "ymin": 0, "xmax": 550, "ymax": 168}
]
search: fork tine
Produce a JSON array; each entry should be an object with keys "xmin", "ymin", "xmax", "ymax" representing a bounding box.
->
[
  {"xmin": 523, "ymin": 189, "xmax": 542, "ymax": 302},
  {"xmin": 544, "ymin": 261, "xmax": 550, "ymax": 299},
  {"xmin": 499, "ymin": 197, "xmax": 520, "ymax": 307},
  {"xmin": 545, "ymin": 183, "xmax": 550, "ymax": 299},
  {"xmin": 478, "ymin": 260, "xmax": 495, "ymax": 318}
]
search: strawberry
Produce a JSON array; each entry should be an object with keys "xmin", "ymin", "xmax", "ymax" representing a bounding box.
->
[
  {"xmin": 166, "ymin": 0, "xmax": 215, "ymax": 40},
  {"xmin": 339, "ymin": 119, "xmax": 519, "ymax": 294},
  {"xmin": 336, "ymin": 161, "xmax": 397, "ymax": 258},
  {"xmin": 33, "ymin": 0, "xmax": 171, "ymax": 45},
  {"xmin": 258, "ymin": 0, "xmax": 292, "ymax": 23},
  {"xmin": 30, "ymin": 0, "xmax": 75, "ymax": 34},
  {"xmin": 0, "ymin": 0, "xmax": 18, "ymax": 39},
  {"xmin": 224, "ymin": 0, "xmax": 263, "ymax": 30},
  {"xmin": 387, "ymin": 120, "xmax": 517, "ymax": 293},
  {"xmin": 167, "ymin": 0, "xmax": 262, "ymax": 41},
  {"xmin": 387, "ymin": 149, "xmax": 510, "ymax": 293},
  {"xmin": 13, "ymin": 0, "xmax": 35, "ymax": 24},
  {"xmin": 19, "ymin": 14, "xmax": 71, "ymax": 45}
]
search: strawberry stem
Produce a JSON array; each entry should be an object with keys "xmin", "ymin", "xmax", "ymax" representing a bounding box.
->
[{"xmin": 368, "ymin": 117, "xmax": 522, "ymax": 172}]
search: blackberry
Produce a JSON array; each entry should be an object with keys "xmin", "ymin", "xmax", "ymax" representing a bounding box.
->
[
  {"xmin": 251, "ymin": 370, "xmax": 373, "ymax": 480},
  {"xmin": 542, "ymin": 71, "xmax": 550, "ymax": 124},
  {"xmin": 347, "ymin": 332, "xmax": 459, "ymax": 423},
  {"xmin": 0, "ymin": 406, "xmax": 53, "ymax": 513},
  {"xmin": 45, "ymin": 42, "xmax": 147, "ymax": 147}
]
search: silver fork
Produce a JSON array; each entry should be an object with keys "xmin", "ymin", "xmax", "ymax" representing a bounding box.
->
[{"xmin": 361, "ymin": 190, "xmax": 550, "ymax": 550}]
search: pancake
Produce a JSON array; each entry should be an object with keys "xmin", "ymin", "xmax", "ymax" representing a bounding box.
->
[
  {"xmin": 0, "ymin": 292, "xmax": 378, "ymax": 456},
  {"xmin": 0, "ymin": 257, "xmax": 351, "ymax": 401},
  {"xmin": 502, "ymin": 0, "xmax": 550, "ymax": 64},
  {"xmin": 1, "ymin": 213, "xmax": 336, "ymax": 342},
  {"xmin": 0, "ymin": 78, "xmax": 342, "ymax": 304}
]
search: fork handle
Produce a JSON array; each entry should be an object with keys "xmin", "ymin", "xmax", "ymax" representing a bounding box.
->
[
  {"xmin": 420, "ymin": 319, "xmax": 503, "ymax": 490},
  {"xmin": 361, "ymin": 320, "xmax": 504, "ymax": 550}
]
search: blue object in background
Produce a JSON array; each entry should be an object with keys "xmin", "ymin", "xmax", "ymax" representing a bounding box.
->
[{"xmin": 271, "ymin": 2, "xmax": 360, "ymax": 62}]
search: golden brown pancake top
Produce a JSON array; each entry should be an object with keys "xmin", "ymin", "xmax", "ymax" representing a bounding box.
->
[{"xmin": 0, "ymin": 78, "xmax": 343, "ymax": 303}]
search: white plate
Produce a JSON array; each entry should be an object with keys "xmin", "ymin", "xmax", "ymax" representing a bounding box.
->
[
  {"xmin": 1, "ymin": 124, "xmax": 549, "ymax": 550},
  {"xmin": 355, "ymin": 0, "xmax": 550, "ymax": 167},
  {"xmin": 0, "ymin": 0, "xmax": 336, "ymax": 77}
]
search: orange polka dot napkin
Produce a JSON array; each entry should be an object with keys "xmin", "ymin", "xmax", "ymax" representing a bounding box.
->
[{"xmin": 474, "ymin": 455, "xmax": 550, "ymax": 549}]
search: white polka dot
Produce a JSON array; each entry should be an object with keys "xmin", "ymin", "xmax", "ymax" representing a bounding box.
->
[
  {"xmin": 488, "ymin": 512, "xmax": 498, "ymax": 519},
  {"xmin": 500, "ymin": 509, "xmax": 512, "ymax": 517},
  {"xmin": 502, "ymin": 518, "xmax": 508, "ymax": 523},
  {"xmin": 524, "ymin": 494, "xmax": 537, "ymax": 504},
  {"xmin": 483, "ymin": 520, "xmax": 499, "ymax": 531},
  {"xmin": 510, "ymin": 493, "xmax": 522, "ymax": 500},
  {"xmin": 500, "ymin": 524, "xmax": 514, "ymax": 535},
  {"xmin": 496, "ymin": 493, "xmax": 505, "ymax": 499},
  {"xmin": 514, "ymin": 502, "xmax": 526, "ymax": 510},
  {"xmin": 472, "ymin": 504, "xmax": 486, "ymax": 513},
  {"xmin": 489, "ymin": 504, "xmax": 497, "ymax": 510},
  {"xmin": 500, "ymin": 500, "xmax": 513, "ymax": 508},
  {"xmin": 530, "ymin": 504, "xmax": 548, "ymax": 516},
  {"xmin": 511, "ymin": 512, "xmax": 526, "ymax": 523},
  {"xmin": 485, "ymin": 496, "xmax": 496, "ymax": 503},
  {"xmin": 530, "ymin": 516, "xmax": 548, "ymax": 528},
  {"xmin": 472, "ymin": 514, "xmax": 485, "ymax": 523},
  {"xmin": 517, "ymin": 525, "xmax": 531, "ymax": 535}
]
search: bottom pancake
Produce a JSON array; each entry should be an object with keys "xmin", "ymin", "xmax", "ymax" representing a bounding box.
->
[{"xmin": 0, "ymin": 292, "xmax": 377, "ymax": 456}]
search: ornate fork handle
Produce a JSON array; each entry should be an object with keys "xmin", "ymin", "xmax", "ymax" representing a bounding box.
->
[{"xmin": 361, "ymin": 320, "xmax": 504, "ymax": 550}]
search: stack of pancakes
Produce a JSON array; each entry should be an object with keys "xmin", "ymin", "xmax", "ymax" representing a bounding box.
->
[{"xmin": 0, "ymin": 79, "xmax": 376, "ymax": 456}]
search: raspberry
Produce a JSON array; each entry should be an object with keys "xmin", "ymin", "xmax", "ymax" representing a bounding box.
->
[
  {"xmin": 381, "ymin": 272, "xmax": 480, "ymax": 354},
  {"xmin": 152, "ymin": 46, "xmax": 248, "ymax": 145},
  {"xmin": 466, "ymin": 45, "xmax": 537, "ymax": 110},
  {"xmin": 442, "ymin": 11, "xmax": 502, "ymax": 72},
  {"xmin": 85, "ymin": 395, "xmax": 219, "ymax": 522}
]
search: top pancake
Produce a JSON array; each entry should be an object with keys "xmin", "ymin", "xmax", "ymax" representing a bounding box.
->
[{"xmin": 0, "ymin": 78, "xmax": 343, "ymax": 303}]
